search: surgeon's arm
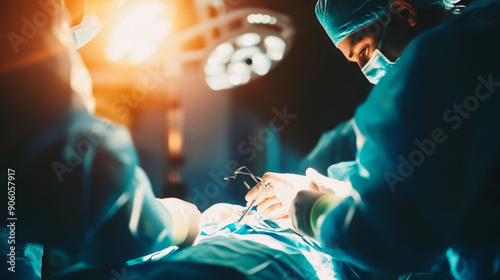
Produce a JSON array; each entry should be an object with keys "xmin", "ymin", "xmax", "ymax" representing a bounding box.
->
[
  {"xmin": 17, "ymin": 116, "xmax": 199, "ymax": 267},
  {"xmin": 300, "ymin": 120, "xmax": 358, "ymax": 174},
  {"xmin": 158, "ymin": 198, "xmax": 201, "ymax": 247},
  {"xmin": 298, "ymin": 31, "xmax": 500, "ymax": 274},
  {"xmin": 76, "ymin": 122, "xmax": 200, "ymax": 264}
]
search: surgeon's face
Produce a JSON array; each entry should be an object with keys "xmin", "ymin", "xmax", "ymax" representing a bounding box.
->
[{"xmin": 337, "ymin": 0, "xmax": 418, "ymax": 69}]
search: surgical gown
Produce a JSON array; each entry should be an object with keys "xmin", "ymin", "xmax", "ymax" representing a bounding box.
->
[
  {"xmin": 0, "ymin": 1, "xmax": 180, "ymax": 278},
  {"xmin": 301, "ymin": 120, "xmax": 357, "ymax": 175},
  {"xmin": 0, "ymin": 109, "xmax": 181, "ymax": 278},
  {"xmin": 317, "ymin": 0, "xmax": 500, "ymax": 278}
]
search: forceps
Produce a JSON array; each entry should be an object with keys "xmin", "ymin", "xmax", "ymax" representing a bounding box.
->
[{"xmin": 224, "ymin": 166, "xmax": 271, "ymax": 223}]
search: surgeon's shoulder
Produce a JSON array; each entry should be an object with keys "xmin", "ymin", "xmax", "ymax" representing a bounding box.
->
[
  {"xmin": 399, "ymin": 25, "xmax": 453, "ymax": 70},
  {"xmin": 407, "ymin": 0, "xmax": 500, "ymax": 64},
  {"xmin": 73, "ymin": 114, "xmax": 139, "ymax": 166}
]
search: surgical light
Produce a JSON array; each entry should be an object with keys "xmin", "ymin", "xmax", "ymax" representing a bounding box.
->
[
  {"xmin": 106, "ymin": 1, "xmax": 171, "ymax": 65},
  {"xmin": 247, "ymin": 14, "xmax": 277, "ymax": 25},
  {"xmin": 264, "ymin": 36, "xmax": 286, "ymax": 61},
  {"xmin": 205, "ymin": 33, "xmax": 287, "ymax": 91},
  {"xmin": 236, "ymin": 33, "xmax": 261, "ymax": 48},
  {"xmin": 150, "ymin": 5, "xmax": 294, "ymax": 92}
]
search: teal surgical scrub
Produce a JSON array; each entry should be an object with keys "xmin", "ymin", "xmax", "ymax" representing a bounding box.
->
[
  {"xmin": 1, "ymin": 110, "xmax": 178, "ymax": 279},
  {"xmin": 317, "ymin": 0, "xmax": 500, "ymax": 278}
]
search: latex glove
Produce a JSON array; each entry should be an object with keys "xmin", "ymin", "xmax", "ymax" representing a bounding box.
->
[
  {"xmin": 158, "ymin": 198, "xmax": 201, "ymax": 248},
  {"xmin": 289, "ymin": 190, "xmax": 343, "ymax": 238},
  {"xmin": 245, "ymin": 173, "xmax": 318, "ymax": 219},
  {"xmin": 201, "ymin": 203, "xmax": 246, "ymax": 223},
  {"xmin": 306, "ymin": 168, "xmax": 353, "ymax": 197}
]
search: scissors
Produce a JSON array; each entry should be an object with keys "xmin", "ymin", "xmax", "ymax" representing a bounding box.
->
[{"xmin": 224, "ymin": 166, "xmax": 271, "ymax": 223}]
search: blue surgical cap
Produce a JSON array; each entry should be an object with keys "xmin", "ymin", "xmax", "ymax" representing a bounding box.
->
[{"xmin": 316, "ymin": 0, "xmax": 460, "ymax": 46}]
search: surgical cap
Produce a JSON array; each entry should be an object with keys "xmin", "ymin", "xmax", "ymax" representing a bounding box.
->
[{"xmin": 316, "ymin": 0, "xmax": 460, "ymax": 46}]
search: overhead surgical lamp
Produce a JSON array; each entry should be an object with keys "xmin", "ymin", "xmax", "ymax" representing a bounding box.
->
[
  {"xmin": 156, "ymin": 3, "xmax": 295, "ymax": 91},
  {"xmin": 102, "ymin": 0, "xmax": 294, "ymax": 90},
  {"xmin": 105, "ymin": 0, "xmax": 172, "ymax": 65},
  {"xmin": 204, "ymin": 30, "xmax": 288, "ymax": 91}
]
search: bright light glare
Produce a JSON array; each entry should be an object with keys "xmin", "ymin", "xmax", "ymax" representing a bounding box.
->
[
  {"xmin": 207, "ymin": 56, "xmax": 220, "ymax": 66},
  {"xmin": 107, "ymin": 2, "xmax": 170, "ymax": 64},
  {"xmin": 236, "ymin": 33, "xmax": 261, "ymax": 47},
  {"xmin": 231, "ymin": 46, "xmax": 260, "ymax": 63},
  {"xmin": 206, "ymin": 75, "xmax": 230, "ymax": 91},
  {"xmin": 228, "ymin": 62, "xmax": 251, "ymax": 85},
  {"xmin": 265, "ymin": 36, "xmax": 286, "ymax": 61},
  {"xmin": 229, "ymin": 74, "xmax": 243, "ymax": 86},
  {"xmin": 254, "ymin": 14, "xmax": 264, "ymax": 23},
  {"xmin": 231, "ymin": 62, "xmax": 248, "ymax": 74},
  {"xmin": 213, "ymin": 43, "xmax": 234, "ymax": 63},
  {"xmin": 247, "ymin": 14, "xmax": 254, "ymax": 23},
  {"xmin": 251, "ymin": 53, "xmax": 271, "ymax": 76},
  {"xmin": 168, "ymin": 130, "xmax": 183, "ymax": 157},
  {"xmin": 332, "ymin": 182, "xmax": 353, "ymax": 197},
  {"xmin": 205, "ymin": 34, "xmax": 287, "ymax": 91},
  {"xmin": 247, "ymin": 14, "xmax": 277, "ymax": 25},
  {"xmin": 205, "ymin": 63, "xmax": 225, "ymax": 76}
]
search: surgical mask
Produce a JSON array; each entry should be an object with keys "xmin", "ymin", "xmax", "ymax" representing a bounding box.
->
[
  {"xmin": 361, "ymin": 49, "xmax": 396, "ymax": 84},
  {"xmin": 361, "ymin": 13, "xmax": 397, "ymax": 84},
  {"xmin": 71, "ymin": 12, "xmax": 103, "ymax": 49},
  {"xmin": 68, "ymin": 0, "xmax": 127, "ymax": 49},
  {"xmin": 69, "ymin": 0, "xmax": 103, "ymax": 49}
]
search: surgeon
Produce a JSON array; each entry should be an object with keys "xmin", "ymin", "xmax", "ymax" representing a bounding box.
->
[
  {"xmin": 301, "ymin": 0, "xmax": 463, "ymax": 174},
  {"xmin": 0, "ymin": 1, "xmax": 200, "ymax": 279},
  {"xmin": 246, "ymin": 0, "xmax": 500, "ymax": 278}
]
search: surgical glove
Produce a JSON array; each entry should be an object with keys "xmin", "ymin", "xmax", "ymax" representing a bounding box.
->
[
  {"xmin": 245, "ymin": 173, "xmax": 319, "ymax": 219},
  {"xmin": 158, "ymin": 198, "xmax": 201, "ymax": 248},
  {"xmin": 201, "ymin": 203, "xmax": 246, "ymax": 223},
  {"xmin": 290, "ymin": 190, "xmax": 343, "ymax": 238},
  {"xmin": 306, "ymin": 168, "xmax": 353, "ymax": 197}
]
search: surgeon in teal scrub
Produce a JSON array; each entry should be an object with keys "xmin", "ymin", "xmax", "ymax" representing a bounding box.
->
[
  {"xmin": 247, "ymin": 0, "xmax": 500, "ymax": 279},
  {"xmin": 0, "ymin": 1, "xmax": 200, "ymax": 279}
]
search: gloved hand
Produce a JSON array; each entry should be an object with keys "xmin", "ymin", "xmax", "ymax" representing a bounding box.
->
[
  {"xmin": 245, "ymin": 173, "xmax": 319, "ymax": 219},
  {"xmin": 305, "ymin": 168, "xmax": 353, "ymax": 197},
  {"xmin": 201, "ymin": 203, "xmax": 246, "ymax": 223},
  {"xmin": 158, "ymin": 198, "xmax": 201, "ymax": 248},
  {"xmin": 289, "ymin": 190, "xmax": 343, "ymax": 238}
]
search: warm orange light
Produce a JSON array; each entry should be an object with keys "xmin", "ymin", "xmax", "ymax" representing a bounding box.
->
[
  {"xmin": 168, "ymin": 129, "xmax": 183, "ymax": 158},
  {"xmin": 167, "ymin": 108, "xmax": 184, "ymax": 158},
  {"xmin": 106, "ymin": 1, "xmax": 171, "ymax": 64}
]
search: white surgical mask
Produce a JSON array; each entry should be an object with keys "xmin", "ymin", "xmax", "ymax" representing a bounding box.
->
[
  {"xmin": 71, "ymin": 10, "xmax": 103, "ymax": 49},
  {"xmin": 68, "ymin": 0, "xmax": 127, "ymax": 49},
  {"xmin": 361, "ymin": 49, "xmax": 396, "ymax": 84},
  {"xmin": 361, "ymin": 13, "xmax": 397, "ymax": 84}
]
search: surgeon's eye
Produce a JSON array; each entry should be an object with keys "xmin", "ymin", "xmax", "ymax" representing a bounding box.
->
[{"xmin": 358, "ymin": 46, "xmax": 367, "ymax": 56}]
